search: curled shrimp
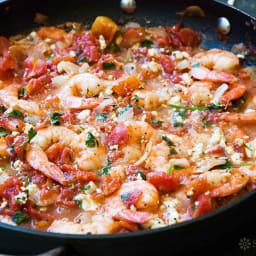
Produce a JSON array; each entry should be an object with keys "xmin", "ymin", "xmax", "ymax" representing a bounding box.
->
[
  {"xmin": 26, "ymin": 126, "xmax": 106, "ymax": 184},
  {"xmin": 191, "ymin": 66, "xmax": 237, "ymax": 84},
  {"xmin": 219, "ymin": 82, "xmax": 247, "ymax": 105},
  {"xmin": 0, "ymin": 84, "xmax": 43, "ymax": 115},
  {"xmin": 193, "ymin": 49, "xmax": 239, "ymax": 73},
  {"xmin": 59, "ymin": 73, "xmax": 105, "ymax": 110},
  {"xmin": 208, "ymin": 111, "xmax": 256, "ymax": 123},
  {"xmin": 210, "ymin": 169, "xmax": 249, "ymax": 198},
  {"xmin": 104, "ymin": 180, "xmax": 158, "ymax": 224}
]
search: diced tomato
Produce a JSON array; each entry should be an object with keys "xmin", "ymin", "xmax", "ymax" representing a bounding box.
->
[
  {"xmin": 147, "ymin": 172, "xmax": 179, "ymax": 193},
  {"xmin": 112, "ymin": 76, "xmax": 143, "ymax": 96},
  {"xmin": 70, "ymin": 32, "xmax": 101, "ymax": 63},
  {"xmin": 160, "ymin": 54, "xmax": 175, "ymax": 74},
  {"xmin": 5, "ymin": 135, "xmax": 15, "ymax": 148},
  {"xmin": 106, "ymin": 122, "xmax": 129, "ymax": 148},
  {"xmin": 91, "ymin": 16, "xmax": 118, "ymax": 44},
  {"xmin": 176, "ymin": 28, "xmax": 201, "ymax": 47},
  {"xmin": 13, "ymin": 135, "xmax": 28, "ymax": 159},
  {"xmin": 170, "ymin": 73, "xmax": 182, "ymax": 83},
  {"xmin": 24, "ymin": 57, "xmax": 47, "ymax": 80},
  {"xmin": 0, "ymin": 177, "xmax": 21, "ymax": 214},
  {"xmin": 148, "ymin": 27, "xmax": 171, "ymax": 47},
  {"xmin": 100, "ymin": 175, "xmax": 122, "ymax": 196},
  {"xmin": 192, "ymin": 194, "xmax": 214, "ymax": 218},
  {"xmin": 0, "ymin": 117, "xmax": 25, "ymax": 132},
  {"xmin": 76, "ymin": 170, "xmax": 99, "ymax": 182},
  {"xmin": 132, "ymin": 47, "xmax": 148, "ymax": 57},
  {"xmin": 113, "ymin": 209, "xmax": 155, "ymax": 224},
  {"xmin": 121, "ymin": 27, "xmax": 146, "ymax": 48},
  {"xmin": 40, "ymin": 184, "xmax": 59, "ymax": 201},
  {"xmin": 61, "ymin": 110, "xmax": 75, "ymax": 124},
  {"xmin": 121, "ymin": 190, "xmax": 142, "ymax": 208},
  {"xmin": 186, "ymin": 176, "xmax": 210, "ymax": 198},
  {"xmin": 25, "ymin": 75, "xmax": 51, "ymax": 97},
  {"xmin": 56, "ymin": 187, "xmax": 77, "ymax": 208},
  {"xmin": 46, "ymin": 143, "xmax": 72, "ymax": 166}
]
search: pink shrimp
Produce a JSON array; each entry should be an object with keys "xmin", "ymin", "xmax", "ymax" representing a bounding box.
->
[
  {"xmin": 208, "ymin": 111, "xmax": 256, "ymax": 123},
  {"xmin": 210, "ymin": 169, "xmax": 249, "ymax": 198},
  {"xmin": 191, "ymin": 66, "xmax": 237, "ymax": 84}
]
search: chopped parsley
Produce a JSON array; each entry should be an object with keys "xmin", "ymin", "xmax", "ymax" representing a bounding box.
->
[
  {"xmin": 136, "ymin": 171, "xmax": 147, "ymax": 180},
  {"xmin": 18, "ymin": 88, "xmax": 25, "ymax": 97},
  {"xmin": 215, "ymin": 159, "xmax": 233, "ymax": 169},
  {"xmin": 99, "ymin": 159, "xmax": 111, "ymax": 176},
  {"xmin": 50, "ymin": 112, "xmax": 64, "ymax": 125},
  {"xmin": 80, "ymin": 184, "xmax": 91, "ymax": 191},
  {"xmin": 141, "ymin": 39, "xmax": 154, "ymax": 47},
  {"xmin": 79, "ymin": 125, "xmax": 85, "ymax": 131},
  {"xmin": 72, "ymin": 183, "xmax": 75, "ymax": 189},
  {"xmin": 241, "ymin": 163, "xmax": 252, "ymax": 166},
  {"xmin": 191, "ymin": 63, "xmax": 200, "ymax": 68},
  {"xmin": 119, "ymin": 104, "xmax": 132, "ymax": 115},
  {"xmin": 102, "ymin": 62, "xmax": 115, "ymax": 70},
  {"xmin": 169, "ymin": 104, "xmax": 225, "ymax": 112},
  {"xmin": 178, "ymin": 111, "xmax": 186, "ymax": 118},
  {"xmin": 167, "ymin": 163, "xmax": 174, "ymax": 175},
  {"xmin": 12, "ymin": 211, "xmax": 29, "ymax": 225},
  {"xmin": 26, "ymin": 37, "xmax": 34, "ymax": 42},
  {"xmin": 85, "ymin": 132, "xmax": 99, "ymax": 148},
  {"xmin": 169, "ymin": 148, "xmax": 178, "ymax": 155},
  {"xmin": 173, "ymin": 122, "xmax": 184, "ymax": 128},
  {"xmin": 7, "ymin": 109, "xmax": 23, "ymax": 120},
  {"xmin": 96, "ymin": 113, "xmax": 108, "ymax": 121},
  {"xmin": 162, "ymin": 135, "xmax": 174, "ymax": 146},
  {"xmin": 121, "ymin": 28, "xmax": 127, "ymax": 34},
  {"xmin": 203, "ymin": 121, "xmax": 212, "ymax": 128},
  {"xmin": 131, "ymin": 94, "xmax": 144, "ymax": 100},
  {"xmin": 76, "ymin": 56, "xmax": 88, "ymax": 64},
  {"xmin": 151, "ymin": 119, "xmax": 164, "ymax": 125},
  {"xmin": 174, "ymin": 165, "xmax": 184, "ymax": 170},
  {"xmin": 121, "ymin": 193, "xmax": 130, "ymax": 201},
  {"xmin": 73, "ymin": 195, "xmax": 82, "ymax": 208},
  {"xmin": 0, "ymin": 127, "xmax": 11, "ymax": 137},
  {"xmin": 20, "ymin": 127, "xmax": 37, "ymax": 147}
]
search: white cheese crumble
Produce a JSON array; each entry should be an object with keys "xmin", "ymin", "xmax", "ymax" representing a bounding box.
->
[
  {"xmin": 14, "ymin": 192, "xmax": 28, "ymax": 204},
  {"xmin": 99, "ymin": 35, "xmax": 107, "ymax": 50}
]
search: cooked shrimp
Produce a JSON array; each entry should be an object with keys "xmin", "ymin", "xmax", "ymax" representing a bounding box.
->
[
  {"xmin": 191, "ymin": 66, "xmax": 237, "ymax": 84},
  {"xmin": 210, "ymin": 169, "xmax": 249, "ymax": 197},
  {"xmin": 0, "ymin": 84, "xmax": 43, "ymax": 115},
  {"xmin": 219, "ymin": 82, "xmax": 247, "ymax": 105},
  {"xmin": 26, "ymin": 126, "xmax": 107, "ymax": 184},
  {"xmin": 59, "ymin": 73, "xmax": 105, "ymax": 110},
  {"xmin": 208, "ymin": 111, "xmax": 256, "ymax": 123},
  {"xmin": 104, "ymin": 180, "xmax": 158, "ymax": 224},
  {"xmin": 193, "ymin": 49, "xmax": 239, "ymax": 72}
]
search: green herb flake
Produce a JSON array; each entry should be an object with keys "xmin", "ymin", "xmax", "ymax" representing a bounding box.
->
[
  {"xmin": 72, "ymin": 183, "xmax": 75, "ymax": 189},
  {"xmin": 86, "ymin": 132, "xmax": 99, "ymax": 148},
  {"xmin": 174, "ymin": 165, "xmax": 184, "ymax": 170},
  {"xmin": 20, "ymin": 127, "xmax": 37, "ymax": 147},
  {"xmin": 241, "ymin": 163, "xmax": 252, "ymax": 166},
  {"xmin": 7, "ymin": 109, "xmax": 23, "ymax": 120},
  {"xmin": 12, "ymin": 211, "xmax": 29, "ymax": 224},
  {"xmin": 173, "ymin": 122, "xmax": 184, "ymax": 128},
  {"xmin": 102, "ymin": 62, "xmax": 115, "ymax": 70},
  {"xmin": 162, "ymin": 135, "xmax": 174, "ymax": 146},
  {"xmin": 121, "ymin": 193, "xmax": 130, "ymax": 201},
  {"xmin": 79, "ymin": 125, "xmax": 85, "ymax": 131},
  {"xmin": 80, "ymin": 184, "xmax": 91, "ymax": 191},
  {"xmin": 96, "ymin": 114, "xmax": 108, "ymax": 121},
  {"xmin": 169, "ymin": 147, "xmax": 177, "ymax": 155},
  {"xmin": 216, "ymin": 159, "xmax": 234, "ymax": 169},
  {"xmin": 0, "ymin": 127, "xmax": 11, "ymax": 137},
  {"xmin": 203, "ymin": 121, "xmax": 212, "ymax": 128},
  {"xmin": 191, "ymin": 63, "xmax": 200, "ymax": 68},
  {"xmin": 120, "ymin": 28, "xmax": 127, "ymax": 34},
  {"xmin": 50, "ymin": 112, "xmax": 64, "ymax": 125},
  {"xmin": 151, "ymin": 119, "xmax": 164, "ymax": 125},
  {"xmin": 119, "ymin": 104, "xmax": 132, "ymax": 115},
  {"xmin": 132, "ymin": 94, "xmax": 144, "ymax": 100},
  {"xmin": 135, "ymin": 171, "xmax": 147, "ymax": 180},
  {"xmin": 178, "ymin": 111, "xmax": 186, "ymax": 118},
  {"xmin": 76, "ymin": 56, "xmax": 88, "ymax": 64},
  {"xmin": 108, "ymin": 43, "xmax": 120, "ymax": 53},
  {"xmin": 125, "ymin": 57, "xmax": 130, "ymax": 63},
  {"xmin": 135, "ymin": 105, "xmax": 143, "ymax": 110},
  {"xmin": 141, "ymin": 39, "xmax": 154, "ymax": 47},
  {"xmin": 26, "ymin": 37, "xmax": 34, "ymax": 42},
  {"xmin": 167, "ymin": 163, "xmax": 174, "ymax": 175},
  {"xmin": 99, "ymin": 159, "xmax": 112, "ymax": 176},
  {"xmin": 73, "ymin": 195, "xmax": 82, "ymax": 208},
  {"xmin": 18, "ymin": 88, "xmax": 25, "ymax": 97}
]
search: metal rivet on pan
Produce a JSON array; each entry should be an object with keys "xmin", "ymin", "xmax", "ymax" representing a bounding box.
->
[
  {"xmin": 120, "ymin": 0, "xmax": 136, "ymax": 14},
  {"xmin": 216, "ymin": 17, "xmax": 231, "ymax": 35}
]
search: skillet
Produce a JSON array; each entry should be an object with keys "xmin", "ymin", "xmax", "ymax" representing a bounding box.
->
[{"xmin": 0, "ymin": 0, "xmax": 256, "ymax": 255}]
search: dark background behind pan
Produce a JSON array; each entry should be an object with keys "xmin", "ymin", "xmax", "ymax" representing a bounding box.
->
[{"xmin": 0, "ymin": 0, "xmax": 256, "ymax": 255}]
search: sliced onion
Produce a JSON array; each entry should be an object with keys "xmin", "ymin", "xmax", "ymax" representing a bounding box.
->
[
  {"xmin": 135, "ymin": 141, "xmax": 153, "ymax": 166},
  {"xmin": 125, "ymin": 22, "xmax": 140, "ymax": 28},
  {"xmin": 212, "ymin": 83, "xmax": 229, "ymax": 104},
  {"xmin": 194, "ymin": 157, "xmax": 226, "ymax": 173}
]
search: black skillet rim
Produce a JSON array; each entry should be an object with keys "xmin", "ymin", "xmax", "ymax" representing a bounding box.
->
[{"xmin": 0, "ymin": 0, "xmax": 255, "ymax": 240}]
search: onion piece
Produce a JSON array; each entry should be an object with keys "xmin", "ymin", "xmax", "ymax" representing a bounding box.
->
[
  {"xmin": 212, "ymin": 83, "xmax": 229, "ymax": 104},
  {"xmin": 135, "ymin": 141, "xmax": 153, "ymax": 166}
]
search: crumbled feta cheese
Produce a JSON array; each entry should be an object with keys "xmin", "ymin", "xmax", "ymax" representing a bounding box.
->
[
  {"xmin": 99, "ymin": 35, "xmax": 107, "ymax": 50},
  {"xmin": 162, "ymin": 198, "xmax": 180, "ymax": 225},
  {"xmin": 188, "ymin": 143, "xmax": 204, "ymax": 160},
  {"xmin": 77, "ymin": 110, "xmax": 91, "ymax": 121},
  {"xmin": 167, "ymin": 95, "xmax": 181, "ymax": 105},
  {"xmin": 148, "ymin": 48, "xmax": 160, "ymax": 58},
  {"xmin": 141, "ymin": 61, "xmax": 162, "ymax": 73},
  {"xmin": 24, "ymin": 123, "xmax": 33, "ymax": 134},
  {"xmin": 26, "ymin": 184, "xmax": 39, "ymax": 196},
  {"xmin": 73, "ymin": 194, "xmax": 98, "ymax": 211},
  {"xmin": 69, "ymin": 50, "xmax": 76, "ymax": 57},
  {"xmin": 231, "ymin": 152, "xmax": 243, "ymax": 165},
  {"xmin": 109, "ymin": 144, "xmax": 119, "ymax": 151},
  {"xmin": 13, "ymin": 160, "xmax": 23, "ymax": 171},
  {"xmin": 142, "ymin": 217, "xmax": 165, "ymax": 229},
  {"xmin": 84, "ymin": 181, "xmax": 97, "ymax": 195},
  {"xmin": 14, "ymin": 192, "xmax": 28, "ymax": 204},
  {"xmin": 0, "ymin": 199, "xmax": 7, "ymax": 209}
]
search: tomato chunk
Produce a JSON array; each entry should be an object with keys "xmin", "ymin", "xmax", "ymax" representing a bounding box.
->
[
  {"xmin": 100, "ymin": 175, "xmax": 122, "ymax": 196},
  {"xmin": 106, "ymin": 122, "xmax": 129, "ymax": 148},
  {"xmin": 192, "ymin": 194, "xmax": 214, "ymax": 218},
  {"xmin": 160, "ymin": 54, "xmax": 175, "ymax": 74},
  {"xmin": 121, "ymin": 27, "xmax": 146, "ymax": 48},
  {"xmin": 147, "ymin": 172, "xmax": 179, "ymax": 193},
  {"xmin": 121, "ymin": 190, "xmax": 142, "ymax": 208}
]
